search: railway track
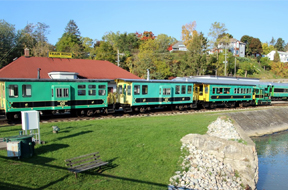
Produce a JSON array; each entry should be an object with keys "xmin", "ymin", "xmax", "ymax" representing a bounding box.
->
[{"xmin": 1, "ymin": 101, "xmax": 287, "ymax": 126}]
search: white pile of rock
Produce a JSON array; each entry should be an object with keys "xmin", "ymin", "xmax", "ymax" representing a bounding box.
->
[
  {"xmin": 169, "ymin": 117, "xmax": 245, "ymax": 190},
  {"xmin": 207, "ymin": 117, "xmax": 241, "ymax": 140}
]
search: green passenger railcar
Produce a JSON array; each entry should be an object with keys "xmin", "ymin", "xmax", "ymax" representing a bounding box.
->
[
  {"xmin": 116, "ymin": 79, "xmax": 197, "ymax": 112},
  {"xmin": 271, "ymin": 84, "xmax": 288, "ymax": 100},
  {"xmin": 0, "ymin": 79, "xmax": 111, "ymax": 119}
]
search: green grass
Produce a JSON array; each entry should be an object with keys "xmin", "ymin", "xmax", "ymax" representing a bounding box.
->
[{"xmin": 0, "ymin": 113, "xmax": 218, "ymax": 190}]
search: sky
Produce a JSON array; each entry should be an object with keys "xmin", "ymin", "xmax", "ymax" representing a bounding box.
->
[{"xmin": 1, "ymin": 0, "xmax": 287, "ymax": 47}]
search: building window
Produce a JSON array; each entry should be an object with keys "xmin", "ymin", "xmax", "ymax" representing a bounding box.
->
[
  {"xmin": 134, "ymin": 85, "xmax": 140, "ymax": 95},
  {"xmin": 98, "ymin": 85, "xmax": 106, "ymax": 96},
  {"xmin": 22, "ymin": 85, "xmax": 32, "ymax": 97},
  {"xmin": 9, "ymin": 85, "xmax": 18, "ymax": 97}
]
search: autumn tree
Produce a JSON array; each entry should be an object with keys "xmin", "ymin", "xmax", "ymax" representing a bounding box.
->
[
  {"xmin": 136, "ymin": 31, "xmax": 156, "ymax": 41},
  {"xmin": 155, "ymin": 34, "xmax": 177, "ymax": 53},
  {"xmin": 181, "ymin": 21, "xmax": 197, "ymax": 48}
]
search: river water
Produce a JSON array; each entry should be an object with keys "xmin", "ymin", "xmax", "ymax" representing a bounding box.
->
[{"xmin": 252, "ymin": 131, "xmax": 288, "ymax": 190}]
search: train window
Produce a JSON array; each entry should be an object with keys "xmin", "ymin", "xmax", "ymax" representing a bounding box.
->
[
  {"xmin": 176, "ymin": 85, "xmax": 180, "ymax": 94},
  {"xmin": 78, "ymin": 90, "xmax": 86, "ymax": 96},
  {"xmin": 159, "ymin": 88, "xmax": 161, "ymax": 95},
  {"xmin": 234, "ymin": 88, "xmax": 237, "ymax": 94},
  {"xmin": 22, "ymin": 85, "xmax": 32, "ymax": 97},
  {"xmin": 78, "ymin": 85, "xmax": 85, "ymax": 89},
  {"xmin": 217, "ymin": 88, "xmax": 222, "ymax": 94},
  {"xmin": 142, "ymin": 85, "xmax": 148, "ymax": 95},
  {"xmin": 9, "ymin": 85, "xmax": 18, "ymax": 97},
  {"xmin": 188, "ymin": 86, "xmax": 192, "ymax": 94},
  {"xmin": 51, "ymin": 89, "xmax": 53, "ymax": 97},
  {"xmin": 205, "ymin": 87, "xmax": 208, "ymax": 94},
  {"xmin": 134, "ymin": 85, "xmax": 140, "ymax": 95},
  {"xmin": 118, "ymin": 85, "xmax": 123, "ymax": 94},
  {"xmin": 224, "ymin": 88, "xmax": 230, "ymax": 94},
  {"xmin": 127, "ymin": 85, "xmax": 131, "ymax": 96},
  {"xmin": 88, "ymin": 85, "xmax": 96, "ymax": 96},
  {"xmin": 163, "ymin": 88, "xmax": 171, "ymax": 95},
  {"xmin": 56, "ymin": 88, "xmax": 62, "ymax": 97},
  {"xmin": 63, "ymin": 88, "xmax": 69, "ymax": 97},
  {"xmin": 181, "ymin": 85, "xmax": 186, "ymax": 94},
  {"xmin": 284, "ymin": 89, "xmax": 288, "ymax": 93},
  {"xmin": 98, "ymin": 85, "xmax": 106, "ymax": 96}
]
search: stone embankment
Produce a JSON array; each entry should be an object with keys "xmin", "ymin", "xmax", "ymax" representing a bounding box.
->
[{"xmin": 169, "ymin": 117, "xmax": 258, "ymax": 190}]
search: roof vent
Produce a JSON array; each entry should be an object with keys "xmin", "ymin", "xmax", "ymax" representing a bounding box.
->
[{"xmin": 24, "ymin": 48, "xmax": 30, "ymax": 58}]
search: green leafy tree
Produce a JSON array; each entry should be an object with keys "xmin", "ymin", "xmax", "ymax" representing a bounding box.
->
[
  {"xmin": 274, "ymin": 38, "xmax": 285, "ymax": 51},
  {"xmin": 274, "ymin": 51, "xmax": 280, "ymax": 62},
  {"xmin": 262, "ymin": 43, "xmax": 275, "ymax": 55},
  {"xmin": 0, "ymin": 19, "xmax": 18, "ymax": 67},
  {"xmin": 55, "ymin": 20, "xmax": 84, "ymax": 58},
  {"xmin": 240, "ymin": 35, "xmax": 253, "ymax": 56},
  {"xmin": 155, "ymin": 34, "xmax": 177, "ymax": 53},
  {"xmin": 134, "ymin": 39, "xmax": 171, "ymax": 79},
  {"xmin": 94, "ymin": 41, "xmax": 116, "ymax": 63},
  {"xmin": 270, "ymin": 37, "xmax": 275, "ymax": 46},
  {"xmin": 260, "ymin": 57, "xmax": 271, "ymax": 70},
  {"xmin": 249, "ymin": 38, "xmax": 262, "ymax": 55}
]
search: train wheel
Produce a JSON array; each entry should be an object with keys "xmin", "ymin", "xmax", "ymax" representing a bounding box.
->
[
  {"xmin": 140, "ymin": 107, "xmax": 146, "ymax": 113},
  {"xmin": 86, "ymin": 110, "xmax": 94, "ymax": 117},
  {"xmin": 76, "ymin": 110, "xmax": 85, "ymax": 117}
]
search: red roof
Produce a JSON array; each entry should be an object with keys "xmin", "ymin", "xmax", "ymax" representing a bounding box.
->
[{"xmin": 0, "ymin": 56, "xmax": 141, "ymax": 79}]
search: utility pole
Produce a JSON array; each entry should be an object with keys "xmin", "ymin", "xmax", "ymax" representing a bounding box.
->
[
  {"xmin": 234, "ymin": 57, "xmax": 236, "ymax": 77},
  {"xmin": 223, "ymin": 46, "xmax": 227, "ymax": 76}
]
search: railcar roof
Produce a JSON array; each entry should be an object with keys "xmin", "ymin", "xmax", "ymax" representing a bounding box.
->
[
  {"xmin": 117, "ymin": 78, "xmax": 198, "ymax": 83},
  {"xmin": 0, "ymin": 78, "xmax": 113, "ymax": 82}
]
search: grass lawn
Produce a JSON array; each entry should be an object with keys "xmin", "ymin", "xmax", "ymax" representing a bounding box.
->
[{"xmin": 0, "ymin": 113, "xmax": 218, "ymax": 190}]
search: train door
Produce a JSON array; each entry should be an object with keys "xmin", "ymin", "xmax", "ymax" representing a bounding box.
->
[
  {"xmin": 0, "ymin": 82, "xmax": 5, "ymax": 111},
  {"xmin": 159, "ymin": 85, "xmax": 172, "ymax": 104},
  {"xmin": 51, "ymin": 85, "xmax": 71, "ymax": 109}
]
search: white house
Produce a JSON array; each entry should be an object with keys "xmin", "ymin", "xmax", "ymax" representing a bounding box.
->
[
  {"xmin": 216, "ymin": 38, "xmax": 246, "ymax": 57},
  {"xmin": 169, "ymin": 41, "xmax": 187, "ymax": 52},
  {"xmin": 266, "ymin": 50, "xmax": 288, "ymax": 62}
]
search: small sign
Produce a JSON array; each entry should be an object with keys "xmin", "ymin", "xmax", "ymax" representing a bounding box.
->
[{"xmin": 48, "ymin": 52, "xmax": 72, "ymax": 58}]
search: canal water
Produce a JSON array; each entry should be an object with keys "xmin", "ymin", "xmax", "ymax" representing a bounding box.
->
[{"xmin": 252, "ymin": 131, "xmax": 288, "ymax": 190}]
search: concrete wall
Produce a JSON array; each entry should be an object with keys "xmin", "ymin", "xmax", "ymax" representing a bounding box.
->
[{"xmin": 227, "ymin": 107, "xmax": 288, "ymax": 137}]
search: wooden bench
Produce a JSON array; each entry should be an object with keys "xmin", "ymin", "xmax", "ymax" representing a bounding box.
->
[{"xmin": 65, "ymin": 152, "xmax": 108, "ymax": 178}]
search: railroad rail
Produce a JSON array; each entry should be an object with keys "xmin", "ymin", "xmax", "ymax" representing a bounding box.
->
[{"xmin": 1, "ymin": 102, "xmax": 287, "ymax": 126}]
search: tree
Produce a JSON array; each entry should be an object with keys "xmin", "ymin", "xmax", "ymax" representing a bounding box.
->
[
  {"xmin": 155, "ymin": 34, "xmax": 177, "ymax": 53},
  {"xmin": 0, "ymin": 19, "xmax": 18, "ymax": 67},
  {"xmin": 274, "ymin": 51, "xmax": 280, "ymax": 62},
  {"xmin": 181, "ymin": 21, "xmax": 197, "ymax": 47},
  {"xmin": 270, "ymin": 37, "xmax": 275, "ymax": 46},
  {"xmin": 55, "ymin": 20, "xmax": 84, "ymax": 58},
  {"xmin": 93, "ymin": 41, "xmax": 116, "ymax": 63},
  {"xmin": 249, "ymin": 38, "xmax": 262, "ymax": 56},
  {"xmin": 260, "ymin": 57, "xmax": 271, "ymax": 70},
  {"xmin": 274, "ymin": 38, "xmax": 285, "ymax": 51},
  {"xmin": 240, "ymin": 35, "xmax": 253, "ymax": 56},
  {"xmin": 262, "ymin": 43, "xmax": 275, "ymax": 55},
  {"xmin": 136, "ymin": 31, "xmax": 156, "ymax": 41},
  {"xmin": 208, "ymin": 22, "xmax": 227, "ymax": 48}
]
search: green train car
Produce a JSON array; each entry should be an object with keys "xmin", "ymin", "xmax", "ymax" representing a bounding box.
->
[
  {"xmin": 270, "ymin": 84, "xmax": 288, "ymax": 101},
  {"xmin": 116, "ymin": 79, "xmax": 197, "ymax": 112},
  {"xmin": 0, "ymin": 79, "xmax": 112, "ymax": 120},
  {"xmin": 192, "ymin": 81, "xmax": 271, "ymax": 108}
]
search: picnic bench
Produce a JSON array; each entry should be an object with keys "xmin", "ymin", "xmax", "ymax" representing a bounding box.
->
[{"xmin": 64, "ymin": 152, "xmax": 108, "ymax": 178}]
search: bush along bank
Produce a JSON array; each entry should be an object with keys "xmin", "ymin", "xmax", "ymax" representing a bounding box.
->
[{"xmin": 169, "ymin": 117, "xmax": 258, "ymax": 190}]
